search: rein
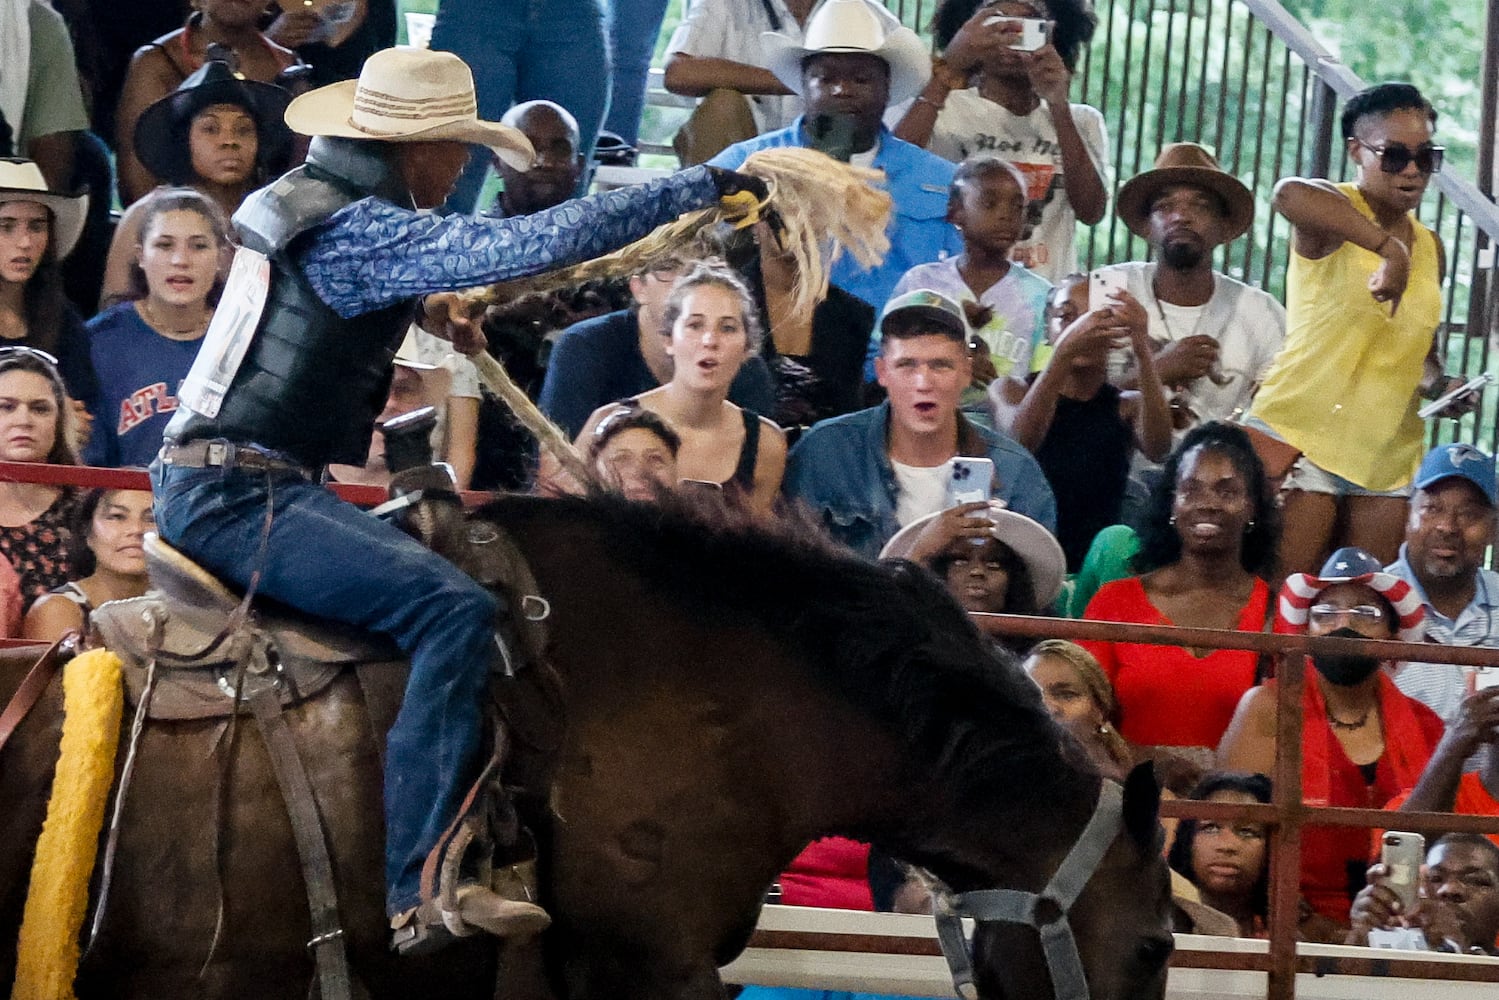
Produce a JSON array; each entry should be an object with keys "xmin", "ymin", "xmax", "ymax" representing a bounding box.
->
[
  {"xmin": 933, "ymin": 780, "xmax": 1124, "ymax": 1000},
  {"xmin": 0, "ymin": 636, "xmax": 75, "ymax": 757}
]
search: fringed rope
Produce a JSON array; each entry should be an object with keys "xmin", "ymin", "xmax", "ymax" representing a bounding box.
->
[
  {"xmin": 12, "ymin": 649, "xmax": 124, "ymax": 1000},
  {"xmin": 459, "ymin": 149, "xmax": 892, "ymax": 478},
  {"xmin": 469, "ymin": 351, "xmax": 593, "ymax": 486},
  {"xmin": 466, "ymin": 148, "xmax": 892, "ymax": 330}
]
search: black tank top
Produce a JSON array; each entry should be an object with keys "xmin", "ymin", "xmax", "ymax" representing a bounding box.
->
[
  {"xmin": 1032, "ymin": 381, "xmax": 1132, "ymax": 572},
  {"xmin": 729, "ymin": 409, "xmax": 761, "ymax": 490}
]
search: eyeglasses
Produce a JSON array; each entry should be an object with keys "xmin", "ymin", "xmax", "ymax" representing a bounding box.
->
[
  {"xmin": 1355, "ymin": 139, "xmax": 1445, "ymax": 175},
  {"xmin": 1308, "ymin": 604, "xmax": 1388, "ymax": 627},
  {"xmin": 643, "ymin": 260, "xmax": 685, "ymax": 281},
  {"xmin": 0, "ymin": 344, "xmax": 59, "ymax": 367}
]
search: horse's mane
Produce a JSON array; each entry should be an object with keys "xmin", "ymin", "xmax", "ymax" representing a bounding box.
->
[{"xmin": 480, "ymin": 492, "xmax": 1092, "ymax": 808}]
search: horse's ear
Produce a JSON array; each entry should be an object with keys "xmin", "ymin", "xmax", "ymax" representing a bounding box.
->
[{"xmin": 1122, "ymin": 761, "xmax": 1162, "ymax": 849}]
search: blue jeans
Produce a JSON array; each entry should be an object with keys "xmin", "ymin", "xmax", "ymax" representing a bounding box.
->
[
  {"xmin": 151, "ymin": 461, "xmax": 500, "ymax": 914},
  {"xmin": 431, "ymin": 0, "xmax": 611, "ymax": 212},
  {"xmin": 604, "ymin": 0, "xmax": 670, "ymax": 147}
]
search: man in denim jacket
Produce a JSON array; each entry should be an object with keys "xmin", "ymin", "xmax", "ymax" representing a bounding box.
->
[{"xmin": 785, "ymin": 289, "xmax": 1056, "ymax": 559}]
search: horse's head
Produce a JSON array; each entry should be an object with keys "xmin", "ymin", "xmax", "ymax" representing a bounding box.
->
[{"xmin": 941, "ymin": 763, "xmax": 1175, "ymax": 1000}]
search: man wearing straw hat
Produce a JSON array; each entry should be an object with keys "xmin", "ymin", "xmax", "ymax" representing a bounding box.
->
[{"xmin": 151, "ymin": 46, "xmax": 768, "ymax": 955}]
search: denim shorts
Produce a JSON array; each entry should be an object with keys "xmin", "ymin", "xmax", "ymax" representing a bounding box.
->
[
  {"xmin": 1242, "ymin": 417, "xmax": 1412, "ymax": 499},
  {"xmin": 1283, "ymin": 457, "xmax": 1412, "ymax": 499}
]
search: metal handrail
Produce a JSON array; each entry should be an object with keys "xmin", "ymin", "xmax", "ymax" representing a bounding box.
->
[{"xmin": 1239, "ymin": 0, "xmax": 1499, "ymax": 240}]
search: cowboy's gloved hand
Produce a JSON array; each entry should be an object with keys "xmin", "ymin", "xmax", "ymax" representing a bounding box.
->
[
  {"xmin": 707, "ymin": 167, "xmax": 772, "ymax": 228},
  {"xmin": 707, "ymin": 166, "xmax": 770, "ymax": 202}
]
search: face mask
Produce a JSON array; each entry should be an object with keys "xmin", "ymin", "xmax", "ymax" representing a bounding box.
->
[{"xmin": 1310, "ymin": 627, "xmax": 1382, "ymax": 687}]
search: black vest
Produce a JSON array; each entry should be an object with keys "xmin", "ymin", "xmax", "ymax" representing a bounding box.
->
[{"xmin": 165, "ymin": 138, "xmax": 415, "ymax": 468}]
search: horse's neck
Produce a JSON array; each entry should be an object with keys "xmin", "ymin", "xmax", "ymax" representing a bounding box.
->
[{"xmin": 891, "ymin": 761, "xmax": 1104, "ymax": 894}]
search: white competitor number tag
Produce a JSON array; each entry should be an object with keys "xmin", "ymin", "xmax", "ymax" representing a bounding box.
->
[{"xmin": 179, "ymin": 247, "xmax": 271, "ymax": 418}]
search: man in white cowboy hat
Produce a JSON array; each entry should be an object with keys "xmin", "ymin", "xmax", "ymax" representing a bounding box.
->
[
  {"xmin": 709, "ymin": 0, "xmax": 963, "ymax": 318},
  {"xmin": 1100, "ymin": 142, "xmax": 1285, "ymax": 433},
  {"xmin": 151, "ymin": 46, "xmax": 769, "ymax": 956}
]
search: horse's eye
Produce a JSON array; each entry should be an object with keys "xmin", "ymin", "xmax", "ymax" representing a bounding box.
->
[{"xmin": 1136, "ymin": 935, "xmax": 1175, "ymax": 968}]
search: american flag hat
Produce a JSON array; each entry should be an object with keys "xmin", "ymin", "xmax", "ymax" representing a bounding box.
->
[{"xmin": 1276, "ymin": 546, "xmax": 1425, "ymax": 643}]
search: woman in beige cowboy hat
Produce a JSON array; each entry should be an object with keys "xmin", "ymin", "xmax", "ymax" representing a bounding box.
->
[
  {"xmin": 150, "ymin": 45, "xmax": 770, "ymax": 958},
  {"xmin": 0, "ymin": 158, "xmax": 97, "ymax": 435}
]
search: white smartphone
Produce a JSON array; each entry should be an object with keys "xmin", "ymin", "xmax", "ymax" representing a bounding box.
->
[
  {"xmin": 986, "ymin": 15, "xmax": 1052, "ymax": 51},
  {"xmin": 1417, "ymin": 372, "xmax": 1493, "ymax": 419},
  {"xmin": 1474, "ymin": 666, "xmax": 1499, "ymax": 691},
  {"xmin": 1089, "ymin": 270, "xmax": 1129, "ymax": 313},
  {"xmin": 1380, "ymin": 831, "xmax": 1425, "ymax": 912},
  {"xmin": 946, "ymin": 457, "xmax": 995, "ymax": 509}
]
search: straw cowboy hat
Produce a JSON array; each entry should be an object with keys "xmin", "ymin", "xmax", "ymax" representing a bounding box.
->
[
  {"xmin": 881, "ymin": 506, "xmax": 1068, "ymax": 609},
  {"xmin": 283, "ymin": 47, "xmax": 534, "ymax": 171},
  {"xmin": 0, "ymin": 158, "xmax": 88, "ymax": 260},
  {"xmin": 1115, "ymin": 142, "xmax": 1256, "ymax": 241},
  {"xmin": 763, "ymin": 0, "xmax": 933, "ymax": 106},
  {"xmin": 133, "ymin": 60, "xmax": 295, "ymax": 185}
]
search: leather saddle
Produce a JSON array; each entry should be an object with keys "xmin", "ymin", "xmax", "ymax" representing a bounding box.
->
[{"xmin": 91, "ymin": 534, "xmax": 403, "ymax": 721}]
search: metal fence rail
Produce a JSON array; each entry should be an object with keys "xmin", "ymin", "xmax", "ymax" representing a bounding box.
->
[{"xmin": 974, "ymin": 610, "xmax": 1499, "ymax": 1000}]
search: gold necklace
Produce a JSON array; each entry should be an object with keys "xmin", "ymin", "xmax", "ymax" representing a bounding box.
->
[{"xmin": 141, "ymin": 298, "xmax": 207, "ymax": 338}]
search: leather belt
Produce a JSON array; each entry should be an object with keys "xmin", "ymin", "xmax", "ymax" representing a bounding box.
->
[{"xmin": 160, "ymin": 440, "xmax": 312, "ymax": 478}]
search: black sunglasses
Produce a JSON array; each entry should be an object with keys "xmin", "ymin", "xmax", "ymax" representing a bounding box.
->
[{"xmin": 1356, "ymin": 138, "xmax": 1445, "ymax": 175}]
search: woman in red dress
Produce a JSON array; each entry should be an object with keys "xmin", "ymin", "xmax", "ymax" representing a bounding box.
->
[{"xmin": 1080, "ymin": 422, "xmax": 1280, "ymax": 760}]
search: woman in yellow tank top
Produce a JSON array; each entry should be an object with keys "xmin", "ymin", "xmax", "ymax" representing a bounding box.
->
[{"xmin": 1248, "ymin": 83, "xmax": 1475, "ymax": 578}]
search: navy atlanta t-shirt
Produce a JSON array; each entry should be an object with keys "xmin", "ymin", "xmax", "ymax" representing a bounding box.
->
[{"xmin": 84, "ymin": 302, "xmax": 204, "ymax": 468}]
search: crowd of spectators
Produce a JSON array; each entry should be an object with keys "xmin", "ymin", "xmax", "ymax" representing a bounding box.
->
[{"xmin": 5, "ymin": 0, "xmax": 1499, "ymax": 958}]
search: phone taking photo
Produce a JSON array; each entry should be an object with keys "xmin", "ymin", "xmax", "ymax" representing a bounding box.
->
[
  {"xmin": 804, "ymin": 113, "xmax": 860, "ymax": 163},
  {"xmin": 1088, "ymin": 270, "xmax": 1129, "ymax": 313},
  {"xmin": 985, "ymin": 15, "xmax": 1051, "ymax": 50},
  {"xmin": 1380, "ymin": 831, "xmax": 1425, "ymax": 912},
  {"xmin": 946, "ymin": 457, "xmax": 995, "ymax": 508}
]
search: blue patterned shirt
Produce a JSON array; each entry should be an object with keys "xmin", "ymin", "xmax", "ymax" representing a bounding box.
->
[{"xmin": 302, "ymin": 166, "xmax": 720, "ymax": 318}]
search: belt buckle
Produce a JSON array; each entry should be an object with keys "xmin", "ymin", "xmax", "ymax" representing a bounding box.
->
[{"xmin": 207, "ymin": 441, "xmax": 229, "ymax": 468}]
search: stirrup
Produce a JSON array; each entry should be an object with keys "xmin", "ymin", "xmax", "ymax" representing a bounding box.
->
[{"xmin": 390, "ymin": 882, "xmax": 550, "ymax": 957}]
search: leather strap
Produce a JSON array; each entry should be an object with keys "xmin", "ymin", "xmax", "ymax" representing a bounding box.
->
[
  {"xmin": 0, "ymin": 638, "xmax": 70, "ymax": 758},
  {"xmin": 247, "ymin": 686, "xmax": 352, "ymax": 1000}
]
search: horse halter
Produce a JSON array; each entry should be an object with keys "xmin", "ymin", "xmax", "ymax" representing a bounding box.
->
[{"xmin": 933, "ymin": 780, "xmax": 1124, "ymax": 1000}]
